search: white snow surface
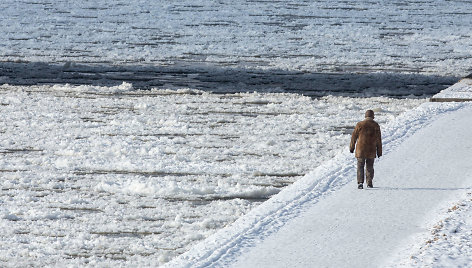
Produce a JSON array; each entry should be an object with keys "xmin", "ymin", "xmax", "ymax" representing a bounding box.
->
[
  {"xmin": 433, "ymin": 78, "xmax": 472, "ymax": 100},
  {"xmin": 166, "ymin": 82, "xmax": 472, "ymax": 268}
]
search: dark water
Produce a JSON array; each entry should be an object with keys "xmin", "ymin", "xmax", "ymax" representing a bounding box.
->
[{"xmin": 0, "ymin": 61, "xmax": 458, "ymax": 97}]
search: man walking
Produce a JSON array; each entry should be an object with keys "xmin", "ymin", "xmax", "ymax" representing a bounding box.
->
[{"xmin": 350, "ymin": 110, "xmax": 382, "ymax": 189}]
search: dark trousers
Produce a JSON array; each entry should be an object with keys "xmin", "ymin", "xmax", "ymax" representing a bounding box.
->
[{"xmin": 357, "ymin": 158, "xmax": 374, "ymax": 185}]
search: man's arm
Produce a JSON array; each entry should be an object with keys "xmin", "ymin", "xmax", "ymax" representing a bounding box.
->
[
  {"xmin": 376, "ymin": 125, "xmax": 382, "ymax": 157},
  {"xmin": 350, "ymin": 124, "xmax": 359, "ymax": 153}
]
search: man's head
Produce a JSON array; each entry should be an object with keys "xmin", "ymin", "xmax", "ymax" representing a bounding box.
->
[{"xmin": 365, "ymin": 110, "xmax": 375, "ymax": 118}]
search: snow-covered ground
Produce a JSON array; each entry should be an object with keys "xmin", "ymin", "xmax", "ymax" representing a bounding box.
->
[
  {"xmin": 389, "ymin": 79, "xmax": 472, "ymax": 268},
  {"xmin": 166, "ymin": 80, "xmax": 472, "ymax": 268},
  {"xmin": 400, "ymin": 193, "xmax": 472, "ymax": 267}
]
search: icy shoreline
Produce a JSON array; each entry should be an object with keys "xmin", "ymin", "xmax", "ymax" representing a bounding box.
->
[{"xmin": 0, "ymin": 83, "xmax": 425, "ymax": 266}]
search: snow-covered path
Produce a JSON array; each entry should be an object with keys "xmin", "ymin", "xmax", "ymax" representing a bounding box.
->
[
  {"xmin": 231, "ymin": 105, "xmax": 472, "ymax": 268},
  {"xmin": 166, "ymin": 79, "xmax": 472, "ymax": 268}
]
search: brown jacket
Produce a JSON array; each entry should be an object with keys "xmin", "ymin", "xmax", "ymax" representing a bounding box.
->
[{"xmin": 350, "ymin": 117, "xmax": 382, "ymax": 159}]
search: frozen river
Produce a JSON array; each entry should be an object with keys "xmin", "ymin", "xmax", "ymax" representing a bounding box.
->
[
  {"xmin": 1, "ymin": 0, "xmax": 470, "ymax": 93},
  {"xmin": 1, "ymin": 0, "xmax": 471, "ymax": 266},
  {"xmin": 0, "ymin": 84, "xmax": 426, "ymax": 266}
]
